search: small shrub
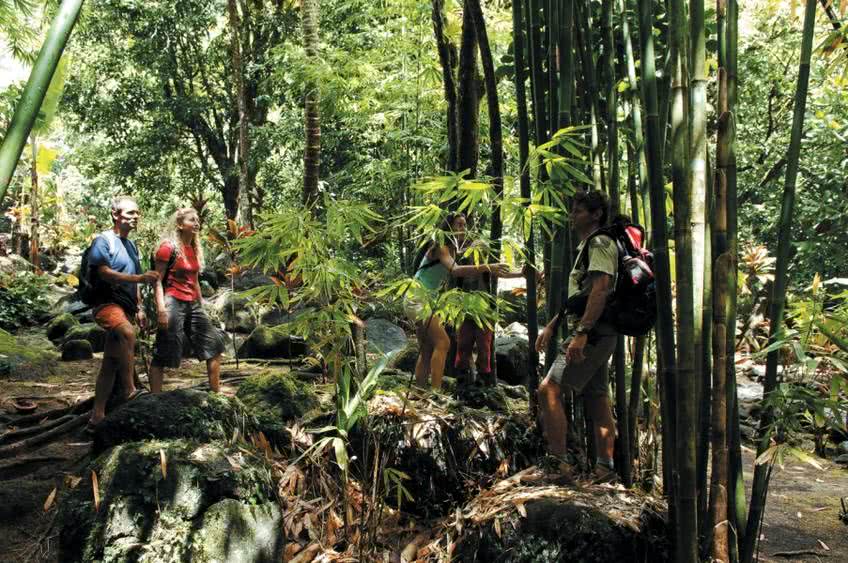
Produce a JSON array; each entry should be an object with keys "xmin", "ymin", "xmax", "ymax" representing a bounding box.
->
[{"xmin": 0, "ymin": 272, "xmax": 52, "ymax": 330}]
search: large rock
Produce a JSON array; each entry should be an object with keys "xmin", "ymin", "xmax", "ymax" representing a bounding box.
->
[
  {"xmin": 212, "ymin": 292, "xmax": 256, "ymax": 334},
  {"xmin": 0, "ymin": 328, "xmax": 57, "ymax": 377},
  {"xmin": 497, "ymin": 289, "xmax": 548, "ymax": 327},
  {"xmin": 237, "ymin": 326, "xmax": 308, "ymax": 359},
  {"xmin": 0, "ymin": 253, "xmax": 32, "ymax": 275},
  {"xmin": 92, "ymin": 389, "xmax": 259, "ymax": 453},
  {"xmin": 58, "ymin": 440, "xmax": 283, "ymax": 563},
  {"xmin": 387, "ymin": 339, "xmax": 419, "ymax": 374},
  {"xmin": 366, "ymin": 318, "xmax": 407, "ymax": 355},
  {"xmin": 63, "ymin": 323, "xmax": 107, "ymax": 353},
  {"xmin": 495, "ymin": 335, "xmax": 532, "ymax": 386},
  {"xmin": 62, "ymin": 339, "xmax": 93, "ymax": 361},
  {"xmin": 46, "ymin": 312, "xmax": 79, "ymax": 341},
  {"xmin": 235, "ymin": 371, "xmax": 319, "ymax": 446},
  {"xmin": 453, "ymin": 468, "xmax": 669, "ymax": 562},
  {"xmin": 232, "ymin": 268, "xmax": 275, "ymax": 291}
]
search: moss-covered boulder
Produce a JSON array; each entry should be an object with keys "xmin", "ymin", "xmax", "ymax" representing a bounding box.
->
[
  {"xmin": 46, "ymin": 312, "xmax": 79, "ymax": 341},
  {"xmin": 452, "ymin": 468, "xmax": 669, "ymax": 562},
  {"xmin": 0, "ymin": 328, "xmax": 57, "ymax": 378},
  {"xmin": 235, "ymin": 371, "xmax": 318, "ymax": 446},
  {"xmin": 92, "ymin": 389, "xmax": 259, "ymax": 453},
  {"xmin": 62, "ymin": 339, "xmax": 93, "ymax": 361},
  {"xmin": 351, "ymin": 387, "xmax": 543, "ymax": 518},
  {"xmin": 62, "ymin": 323, "xmax": 107, "ymax": 353},
  {"xmin": 58, "ymin": 440, "xmax": 283, "ymax": 563},
  {"xmin": 387, "ymin": 339, "xmax": 419, "ymax": 374},
  {"xmin": 237, "ymin": 325, "xmax": 308, "ymax": 359}
]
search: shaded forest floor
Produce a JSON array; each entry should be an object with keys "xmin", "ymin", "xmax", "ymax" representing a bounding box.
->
[{"xmin": 0, "ymin": 353, "xmax": 846, "ymax": 562}]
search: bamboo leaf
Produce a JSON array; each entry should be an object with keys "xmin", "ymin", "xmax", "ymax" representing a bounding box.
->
[
  {"xmin": 43, "ymin": 487, "xmax": 57, "ymax": 512},
  {"xmin": 91, "ymin": 470, "xmax": 100, "ymax": 511},
  {"xmin": 160, "ymin": 449, "xmax": 167, "ymax": 479}
]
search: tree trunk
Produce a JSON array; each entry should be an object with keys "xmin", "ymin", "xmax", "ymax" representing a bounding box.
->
[
  {"xmin": 0, "ymin": 0, "xmax": 83, "ymax": 203},
  {"xmin": 28, "ymin": 137, "xmax": 40, "ymax": 272},
  {"xmin": 621, "ymin": 0, "xmax": 650, "ymax": 226},
  {"xmin": 690, "ymin": 0, "xmax": 710, "ymax": 541},
  {"xmin": 431, "ymin": 0, "xmax": 460, "ymax": 172},
  {"xmin": 741, "ymin": 2, "xmax": 817, "ymax": 561},
  {"xmin": 512, "ymin": 0, "xmax": 539, "ymax": 398},
  {"xmin": 302, "ymin": 0, "xmax": 321, "ymax": 211},
  {"xmin": 638, "ymin": 0, "xmax": 679, "ymax": 547},
  {"xmin": 709, "ymin": 60, "xmax": 733, "ymax": 563},
  {"xmin": 457, "ymin": 4, "xmax": 481, "ymax": 177},
  {"xmin": 228, "ymin": 0, "xmax": 253, "ymax": 228}
]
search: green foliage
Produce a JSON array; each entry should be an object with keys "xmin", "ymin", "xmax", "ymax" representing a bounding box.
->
[{"xmin": 0, "ymin": 271, "xmax": 51, "ymax": 329}]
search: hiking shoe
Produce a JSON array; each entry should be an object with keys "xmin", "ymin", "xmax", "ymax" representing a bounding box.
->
[{"xmin": 591, "ymin": 464, "xmax": 619, "ymax": 484}]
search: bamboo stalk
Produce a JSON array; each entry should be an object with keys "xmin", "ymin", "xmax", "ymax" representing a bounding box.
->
[
  {"xmin": 741, "ymin": 2, "xmax": 818, "ymax": 561},
  {"xmin": 0, "ymin": 0, "xmax": 84, "ymax": 203}
]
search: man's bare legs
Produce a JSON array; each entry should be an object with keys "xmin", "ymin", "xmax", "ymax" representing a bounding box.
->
[
  {"xmin": 206, "ymin": 354, "xmax": 221, "ymax": 393},
  {"xmin": 585, "ymin": 394, "xmax": 615, "ymax": 461},
  {"xmin": 537, "ymin": 376, "xmax": 568, "ymax": 457},
  {"xmin": 90, "ymin": 322, "xmax": 136, "ymax": 425}
]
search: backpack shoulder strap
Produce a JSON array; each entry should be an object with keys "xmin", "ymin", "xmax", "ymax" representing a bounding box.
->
[{"xmin": 579, "ymin": 228, "xmax": 617, "ymax": 269}]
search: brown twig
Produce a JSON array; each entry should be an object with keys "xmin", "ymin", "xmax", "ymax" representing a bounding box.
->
[
  {"xmin": 0, "ymin": 415, "xmax": 75, "ymax": 444},
  {"xmin": 772, "ymin": 549, "xmax": 829, "ymax": 558},
  {"xmin": 9, "ymin": 397, "xmax": 94, "ymax": 427}
]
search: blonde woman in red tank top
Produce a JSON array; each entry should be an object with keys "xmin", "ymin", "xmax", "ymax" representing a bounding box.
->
[{"xmin": 149, "ymin": 208, "xmax": 226, "ymax": 393}]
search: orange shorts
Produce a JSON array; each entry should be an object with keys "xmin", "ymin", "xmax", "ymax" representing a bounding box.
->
[{"xmin": 94, "ymin": 304, "xmax": 133, "ymax": 331}]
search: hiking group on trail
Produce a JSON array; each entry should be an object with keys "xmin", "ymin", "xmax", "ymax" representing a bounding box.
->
[
  {"xmin": 79, "ymin": 188, "xmax": 654, "ymax": 485},
  {"xmin": 80, "ymin": 197, "xmax": 225, "ymax": 431},
  {"xmin": 406, "ymin": 189, "xmax": 655, "ymax": 483}
]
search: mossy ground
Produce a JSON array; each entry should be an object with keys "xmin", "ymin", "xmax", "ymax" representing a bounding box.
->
[{"xmin": 235, "ymin": 371, "xmax": 319, "ymax": 446}]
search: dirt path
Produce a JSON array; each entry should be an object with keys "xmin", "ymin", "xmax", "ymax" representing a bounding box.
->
[{"xmin": 744, "ymin": 446, "xmax": 848, "ymax": 562}]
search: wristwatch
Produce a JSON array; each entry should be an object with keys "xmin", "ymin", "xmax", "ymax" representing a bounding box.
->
[{"xmin": 574, "ymin": 323, "xmax": 592, "ymax": 336}]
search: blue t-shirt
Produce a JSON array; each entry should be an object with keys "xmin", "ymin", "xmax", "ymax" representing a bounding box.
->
[{"xmin": 88, "ymin": 231, "xmax": 142, "ymax": 314}]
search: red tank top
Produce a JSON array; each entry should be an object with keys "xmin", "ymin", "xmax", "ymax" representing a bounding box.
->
[{"xmin": 156, "ymin": 241, "xmax": 201, "ymax": 302}]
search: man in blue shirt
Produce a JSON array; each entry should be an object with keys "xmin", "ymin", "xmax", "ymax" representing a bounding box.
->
[{"xmin": 88, "ymin": 196, "xmax": 159, "ymax": 428}]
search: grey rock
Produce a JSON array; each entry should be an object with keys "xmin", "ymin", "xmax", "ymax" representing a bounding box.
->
[
  {"xmin": 58, "ymin": 440, "xmax": 282, "ymax": 562},
  {"xmin": 366, "ymin": 318, "xmax": 407, "ymax": 355},
  {"xmin": 0, "ymin": 253, "xmax": 33, "ymax": 275},
  {"xmin": 834, "ymin": 454, "xmax": 848, "ymax": 465},
  {"xmin": 388, "ymin": 339, "xmax": 419, "ymax": 374},
  {"xmin": 232, "ymin": 268, "xmax": 274, "ymax": 291},
  {"xmin": 494, "ymin": 336, "xmax": 531, "ymax": 386},
  {"xmin": 739, "ymin": 424, "xmax": 757, "ymax": 441},
  {"xmin": 837, "ymin": 441, "xmax": 848, "ymax": 456},
  {"xmin": 62, "ymin": 339, "xmax": 93, "ymax": 361},
  {"xmin": 237, "ymin": 326, "xmax": 308, "ymax": 359}
]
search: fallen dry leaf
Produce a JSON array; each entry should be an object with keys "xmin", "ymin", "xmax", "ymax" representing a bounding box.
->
[
  {"xmin": 818, "ymin": 539, "xmax": 830, "ymax": 551},
  {"xmin": 43, "ymin": 487, "xmax": 57, "ymax": 512},
  {"xmin": 160, "ymin": 449, "xmax": 167, "ymax": 479},
  {"xmin": 65, "ymin": 475, "xmax": 82, "ymax": 489},
  {"xmin": 91, "ymin": 470, "xmax": 100, "ymax": 511},
  {"xmin": 515, "ymin": 502, "xmax": 527, "ymax": 517}
]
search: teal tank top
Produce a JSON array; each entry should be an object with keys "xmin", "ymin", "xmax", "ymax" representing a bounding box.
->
[{"xmin": 414, "ymin": 252, "xmax": 450, "ymax": 290}]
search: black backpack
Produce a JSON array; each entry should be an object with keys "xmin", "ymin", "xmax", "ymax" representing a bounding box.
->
[
  {"xmin": 566, "ymin": 220, "xmax": 657, "ymax": 337},
  {"xmin": 150, "ymin": 244, "xmax": 178, "ymax": 289},
  {"xmin": 76, "ymin": 230, "xmax": 120, "ymax": 306}
]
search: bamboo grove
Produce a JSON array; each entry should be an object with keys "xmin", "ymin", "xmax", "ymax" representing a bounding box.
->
[
  {"xmin": 427, "ymin": 0, "xmax": 821, "ymax": 562},
  {"xmin": 0, "ymin": 0, "xmax": 830, "ymax": 561}
]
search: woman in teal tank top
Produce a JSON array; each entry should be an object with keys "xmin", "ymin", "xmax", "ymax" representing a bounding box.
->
[{"xmin": 408, "ymin": 213, "xmax": 509, "ymax": 389}]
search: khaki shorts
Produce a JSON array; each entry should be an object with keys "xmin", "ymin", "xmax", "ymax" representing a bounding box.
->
[{"xmin": 546, "ymin": 330, "xmax": 617, "ymax": 397}]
